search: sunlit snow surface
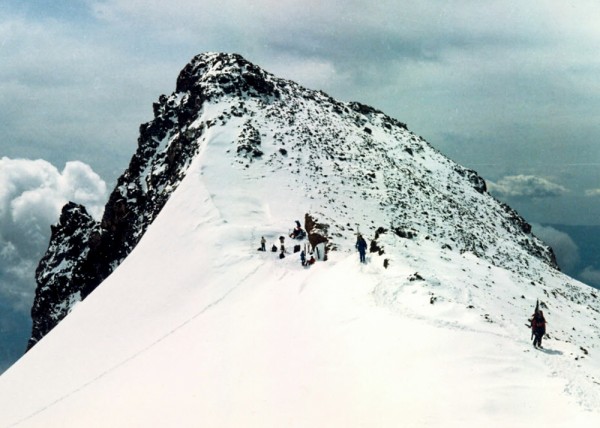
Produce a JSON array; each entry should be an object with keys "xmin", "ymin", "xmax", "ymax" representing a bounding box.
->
[
  {"xmin": 0, "ymin": 142, "xmax": 598, "ymax": 427},
  {"xmin": 1, "ymin": 54, "xmax": 599, "ymax": 427}
]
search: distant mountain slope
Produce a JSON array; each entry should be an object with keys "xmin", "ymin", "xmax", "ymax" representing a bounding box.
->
[{"xmin": 29, "ymin": 52, "xmax": 556, "ymax": 348}]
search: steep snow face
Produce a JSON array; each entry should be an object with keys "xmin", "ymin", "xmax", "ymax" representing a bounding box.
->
[
  {"xmin": 0, "ymin": 134, "xmax": 598, "ymax": 427},
  {"xmin": 29, "ymin": 52, "xmax": 557, "ymax": 351}
]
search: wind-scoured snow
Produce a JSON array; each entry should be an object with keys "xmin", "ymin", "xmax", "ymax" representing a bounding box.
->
[{"xmin": 1, "ymin": 53, "xmax": 599, "ymax": 427}]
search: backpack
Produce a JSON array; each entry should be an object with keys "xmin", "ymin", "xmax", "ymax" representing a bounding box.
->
[{"xmin": 531, "ymin": 316, "xmax": 545, "ymax": 331}]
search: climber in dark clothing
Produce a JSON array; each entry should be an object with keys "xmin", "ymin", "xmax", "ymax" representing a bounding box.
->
[
  {"xmin": 530, "ymin": 309, "xmax": 547, "ymax": 349},
  {"xmin": 290, "ymin": 220, "xmax": 305, "ymax": 239},
  {"xmin": 356, "ymin": 234, "xmax": 367, "ymax": 263}
]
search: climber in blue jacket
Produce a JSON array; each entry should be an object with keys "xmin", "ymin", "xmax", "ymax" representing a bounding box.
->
[{"xmin": 356, "ymin": 234, "xmax": 367, "ymax": 263}]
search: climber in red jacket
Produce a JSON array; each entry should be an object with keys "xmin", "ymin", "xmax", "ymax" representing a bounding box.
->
[{"xmin": 530, "ymin": 309, "xmax": 547, "ymax": 349}]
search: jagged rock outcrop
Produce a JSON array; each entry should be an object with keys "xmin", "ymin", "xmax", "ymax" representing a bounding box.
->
[
  {"xmin": 28, "ymin": 58, "xmax": 215, "ymax": 348},
  {"xmin": 29, "ymin": 52, "xmax": 559, "ymax": 349},
  {"xmin": 305, "ymin": 213, "xmax": 331, "ymax": 252},
  {"xmin": 29, "ymin": 203, "xmax": 100, "ymax": 348},
  {"xmin": 236, "ymin": 121, "xmax": 263, "ymax": 159}
]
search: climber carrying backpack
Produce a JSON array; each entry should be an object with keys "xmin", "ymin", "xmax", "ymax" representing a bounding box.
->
[{"xmin": 529, "ymin": 301, "xmax": 547, "ymax": 349}]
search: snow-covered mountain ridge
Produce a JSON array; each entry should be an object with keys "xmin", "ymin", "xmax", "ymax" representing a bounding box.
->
[
  {"xmin": 5, "ymin": 52, "xmax": 599, "ymax": 426},
  {"xmin": 173, "ymin": 52, "xmax": 555, "ymax": 270},
  {"xmin": 29, "ymin": 52, "xmax": 557, "ymax": 348}
]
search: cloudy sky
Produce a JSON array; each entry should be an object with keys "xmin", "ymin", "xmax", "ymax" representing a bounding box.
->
[{"xmin": 1, "ymin": 0, "xmax": 600, "ymax": 368}]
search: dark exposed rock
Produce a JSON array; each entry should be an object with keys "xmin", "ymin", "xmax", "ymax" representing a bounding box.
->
[
  {"xmin": 394, "ymin": 228, "xmax": 417, "ymax": 239},
  {"xmin": 409, "ymin": 272, "xmax": 425, "ymax": 281},
  {"xmin": 237, "ymin": 122, "xmax": 263, "ymax": 159},
  {"xmin": 370, "ymin": 239, "xmax": 384, "ymax": 255},
  {"xmin": 374, "ymin": 227, "xmax": 388, "ymax": 240},
  {"xmin": 454, "ymin": 166, "xmax": 487, "ymax": 194},
  {"xmin": 370, "ymin": 227, "xmax": 387, "ymax": 255},
  {"xmin": 28, "ymin": 57, "xmax": 213, "ymax": 349},
  {"xmin": 305, "ymin": 213, "xmax": 329, "ymax": 250},
  {"xmin": 28, "ymin": 203, "xmax": 100, "ymax": 349},
  {"xmin": 175, "ymin": 53, "xmax": 280, "ymax": 102}
]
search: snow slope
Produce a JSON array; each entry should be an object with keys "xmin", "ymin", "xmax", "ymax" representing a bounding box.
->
[
  {"xmin": 28, "ymin": 52, "xmax": 557, "ymax": 349},
  {"xmin": 1, "ymin": 130, "xmax": 599, "ymax": 427},
  {"xmin": 1, "ymin": 53, "xmax": 599, "ymax": 427}
]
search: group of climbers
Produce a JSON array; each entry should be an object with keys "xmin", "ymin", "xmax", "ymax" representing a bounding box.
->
[
  {"xmin": 258, "ymin": 220, "xmax": 314, "ymax": 265},
  {"xmin": 260, "ymin": 222, "xmax": 368, "ymax": 266},
  {"xmin": 258, "ymin": 235, "xmax": 287, "ymax": 258},
  {"xmin": 300, "ymin": 247, "xmax": 316, "ymax": 267}
]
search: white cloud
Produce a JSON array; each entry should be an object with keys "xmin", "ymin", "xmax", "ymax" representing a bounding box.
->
[
  {"xmin": 57, "ymin": 162, "xmax": 108, "ymax": 217},
  {"xmin": 579, "ymin": 266, "xmax": 600, "ymax": 289},
  {"xmin": 531, "ymin": 224, "xmax": 580, "ymax": 272},
  {"xmin": 488, "ymin": 175, "xmax": 568, "ymax": 199},
  {"xmin": 0, "ymin": 157, "xmax": 107, "ymax": 310},
  {"xmin": 585, "ymin": 188, "xmax": 600, "ymax": 197}
]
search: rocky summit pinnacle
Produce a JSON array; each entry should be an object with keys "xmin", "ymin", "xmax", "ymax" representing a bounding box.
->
[
  {"xmin": 175, "ymin": 52, "xmax": 281, "ymax": 98},
  {"xmin": 28, "ymin": 52, "xmax": 558, "ymax": 349}
]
